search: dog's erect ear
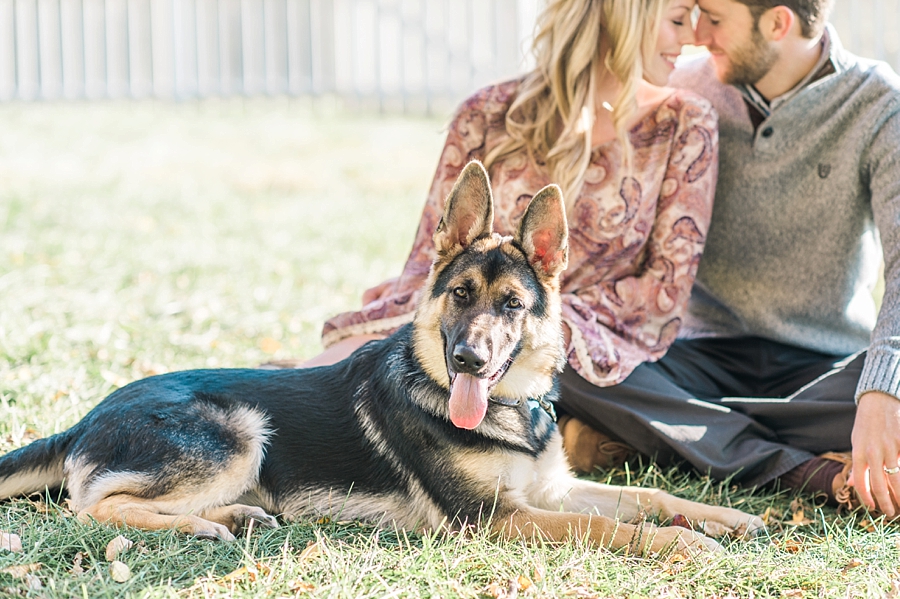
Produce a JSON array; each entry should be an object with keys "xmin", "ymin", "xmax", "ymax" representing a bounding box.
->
[
  {"xmin": 516, "ymin": 184, "xmax": 568, "ymax": 280},
  {"xmin": 433, "ymin": 161, "xmax": 494, "ymax": 256}
]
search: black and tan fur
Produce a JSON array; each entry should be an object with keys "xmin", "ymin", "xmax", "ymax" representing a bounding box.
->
[{"xmin": 0, "ymin": 162, "xmax": 763, "ymax": 553}]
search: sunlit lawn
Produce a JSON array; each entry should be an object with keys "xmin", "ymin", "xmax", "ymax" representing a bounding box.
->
[{"xmin": 0, "ymin": 98, "xmax": 898, "ymax": 598}]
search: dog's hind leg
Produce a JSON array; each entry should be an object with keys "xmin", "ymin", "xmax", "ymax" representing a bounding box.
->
[
  {"xmin": 198, "ymin": 504, "xmax": 279, "ymax": 535},
  {"xmin": 78, "ymin": 495, "xmax": 237, "ymax": 541},
  {"xmin": 65, "ymin": 401, "xmax": 274, "ymax": 540}
]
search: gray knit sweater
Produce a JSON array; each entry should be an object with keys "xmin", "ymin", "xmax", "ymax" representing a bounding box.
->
[{"xmin": 670, "ymin": 27, "xmax": 900, "ymax": 401}]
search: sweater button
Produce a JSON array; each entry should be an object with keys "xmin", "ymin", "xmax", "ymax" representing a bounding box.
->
[{"xmin": 761, "ymin": 127, "xmax": 774, "ymax": 138}]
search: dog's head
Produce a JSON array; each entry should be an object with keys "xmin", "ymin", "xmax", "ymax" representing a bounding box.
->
[{"xmin": 413, "ymin": 161, "xmax": 568, "ymax": 430}]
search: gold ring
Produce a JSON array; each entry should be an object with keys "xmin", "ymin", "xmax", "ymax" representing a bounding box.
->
[{"xmin": 884, "ymin": 465, "xmax": 900, "ymax": 475}]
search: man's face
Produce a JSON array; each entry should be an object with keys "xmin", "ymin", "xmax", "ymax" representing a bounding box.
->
[{"xmin": 695, "ymin": 0, "xmax": 779, "ymax": 85}]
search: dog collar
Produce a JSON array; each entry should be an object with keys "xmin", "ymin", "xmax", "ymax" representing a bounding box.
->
[
  {"xmin": 489, "ymin": 396, "xmax": 557, "ymax": 421},
  {"xmin": 528, "ymin": 397, "xmax": 557, "ymax": 422}
]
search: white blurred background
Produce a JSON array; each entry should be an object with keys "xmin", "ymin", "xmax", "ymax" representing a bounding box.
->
[{"xmin": 1, "ymin": 0, "xmax": 897, "ymax": 114}]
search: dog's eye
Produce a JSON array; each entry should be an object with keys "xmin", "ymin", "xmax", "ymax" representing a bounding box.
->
[
  {"xmin": 453, "ymin": 287, "xmax": 468, "ymax": 299},
  {"xmin": 506, "ymin": 298, "xmax": 523, "ymax": 310}
]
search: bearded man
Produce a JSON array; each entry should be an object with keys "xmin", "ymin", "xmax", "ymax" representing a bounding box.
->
[{"xmin": 556, "ymin": 0, "xmax": 900, "ymax": 517}]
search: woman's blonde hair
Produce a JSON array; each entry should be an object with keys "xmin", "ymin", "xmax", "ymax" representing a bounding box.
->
[{"xmin": 483, "ymin": 0, "xmax": 667, "ymax": 209}]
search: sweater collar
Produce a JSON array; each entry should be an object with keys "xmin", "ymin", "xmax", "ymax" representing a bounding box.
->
[{"xmin": 740, "ymin": 24, "xmax": 843, "ymax": 117}]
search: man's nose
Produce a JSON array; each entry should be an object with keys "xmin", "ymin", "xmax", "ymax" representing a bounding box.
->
[{"xmin": 694, "ymin": 16, "xmax": 713, "ymax": 47}]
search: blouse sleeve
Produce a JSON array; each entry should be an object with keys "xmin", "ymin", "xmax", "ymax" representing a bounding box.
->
[
  {"xmin": 562, "ymin": 97, "xmax": 719, "ymax": 386},
  {"xmin": 321, "ymin": 87, "xmax": 499, "ymax": 348}
]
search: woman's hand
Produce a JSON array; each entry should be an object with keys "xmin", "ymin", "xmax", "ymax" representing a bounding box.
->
[
  {"xmin": 299, "ymin": 334, "xmax": 387, "ymax": 368},
  {"xmin": 362, "ymin": 277, "xmax": 400, "ymax": 305}
]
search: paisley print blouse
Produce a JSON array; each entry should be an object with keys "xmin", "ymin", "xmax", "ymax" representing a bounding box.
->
[{"xmin": 322, "ymin": 80, "xmax": 718, "ymax": 387}]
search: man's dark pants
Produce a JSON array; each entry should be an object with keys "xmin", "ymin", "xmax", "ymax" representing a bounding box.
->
[{"xmin": 557, "ymin": 337, "xmax": 861, "ymax": 487}]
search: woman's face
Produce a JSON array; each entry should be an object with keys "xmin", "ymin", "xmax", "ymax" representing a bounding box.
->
[{"xmin": 644, "ymin": 0, "xmax": 697, "ymax": 86}]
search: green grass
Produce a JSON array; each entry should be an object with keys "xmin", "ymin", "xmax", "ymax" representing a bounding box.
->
[{"xmin": 1, "ymin": 98, "xmax": 899, "ymax": 598}]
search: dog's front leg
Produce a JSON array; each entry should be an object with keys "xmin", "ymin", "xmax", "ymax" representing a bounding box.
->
[
  {"xmin": 560, "ymin": 479, "xmax": 764, "ymax": 538},
  {"xmin": 628, "ymin": 487, "xmax": 765, "ymax": 537},
  {"xmin": 492, "ymin": 507, "xmax": 720, "ymax": 555}
]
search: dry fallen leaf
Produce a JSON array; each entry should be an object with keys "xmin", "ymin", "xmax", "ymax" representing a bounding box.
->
[
  {"xmin": 842, "ymin": 557, "xmax": 865, "ymax": 573},
  {"xmin": 28, "ymin": 500, "xmax": 53, "ymax": 514},
  {"xmin": 70, "ymin": 552, "xmax": 85, "ymax": 575},
  {"xmin": 297, "ymin": 540, "xmax": 322, "ymax": 562},
  {"xmin": 671, "ymin": 514, "xmax": 693, "ymax": 530},
  {"xmin": 779, "ymin": 539, "xmax": 804, "ymax": 554},
  {"xmin": 105, "ymin": 535, "xmax": 134, "ymax": 561},
  {"xmin": 860, "ymin": 518, "xmax": 878, "ymax": 533},
  {"xmin": 663, "ymin": 551, "xmax": 689, "ymax": 575},
  {"xmin": 0, "ymin": 532, "xmax": 22, "ymax": 553},
  {"xmin": 787, "ymin": 499, "xmax": 815, "ymax": 526},
  {"xmin": 787, "ymin": 508, "xmax": 814, "ymax": 526},
  {"xmin": 517, "ymin": 574, "xmax": 533, "ymax": 592},
  {"xmin": 761, "ymin": 506, "xmax": 783, "ymax": 525},
  {"xmin": 487, "ymin": 578, "xmax": 523, "ymax": 599},
  {"xmin": 288, "ymin": 579, "xmax": 316, "ymax": 593},
  {"xmin": 887, "ymin": 578, "xmax": 900, "ymax": 599},
  {"xmin": 222, "ymin": 562, "xmax": 271, "ymax": 583},
  {"xmin": 109, "ymin": 560, "xmax": 131, "ymax": 583},
  {"xmin": 485, "ymin": 579, "xmax": 521, "ymax": 599},
  {"xmin": 0, "ymin": 563, "xmax": 41, "ymax": 578},
  {"xmin": 485, "ymin": 581, "xmax": 505, "ymax": 599},
  {"xmin": 23, "ymin": 574, "xmax": 42, "ymax": 591},
  {"xmin": 781, "ymin": 590, "xmax": 803, "ymax": 598},
  {"xmin": 222, "ymin": 565, "xmax": 253, "ymax": 582},
  {"xmin": 26, "ymin": 498, "xmax": 73, "ymax": 517}
]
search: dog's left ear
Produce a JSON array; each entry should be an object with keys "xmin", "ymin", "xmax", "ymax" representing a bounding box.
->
[
  {"xmin": 433, "ymin": 161, "xmax": 494, "ymax": 256},
  {"xmin": 516, "ymin": 184, "xmax": 568, "ymax": 280}
]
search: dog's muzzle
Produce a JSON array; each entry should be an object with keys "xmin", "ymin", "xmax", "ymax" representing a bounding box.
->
[{"xmin": 447, "ymin": 354, "xmax": 514, "ymax": 430}]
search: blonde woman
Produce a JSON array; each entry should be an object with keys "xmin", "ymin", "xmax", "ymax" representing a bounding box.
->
[{"xmin": 308, "ymin": 0, "xmax": 711, "ymax": 470}]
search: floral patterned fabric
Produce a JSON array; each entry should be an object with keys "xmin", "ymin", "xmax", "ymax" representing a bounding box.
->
[{"xmin": 322, "ymin": 79, "xmax": 718, "ymax": 386}]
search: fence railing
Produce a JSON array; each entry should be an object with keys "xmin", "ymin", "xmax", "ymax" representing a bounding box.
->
[
  {"xmin": 1, "ymin": 0, "xmax": 897, "ymax": 113},
  {"xmin": 0, "ymin": 0, "xmax": 538, "ymax": 113}
]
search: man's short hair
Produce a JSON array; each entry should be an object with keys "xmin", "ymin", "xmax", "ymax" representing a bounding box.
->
[{"xmin": 734, "ymin": 0, "xmax": 834, "ymax": 38}]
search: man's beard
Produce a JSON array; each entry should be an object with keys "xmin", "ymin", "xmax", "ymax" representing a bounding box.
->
[{"xmin": 722, "ymin": 27, "xmax": 779, "ymax": 86}]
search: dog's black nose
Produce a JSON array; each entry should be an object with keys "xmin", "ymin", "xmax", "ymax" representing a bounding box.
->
[{"xmin": 452, "ymin": 345, "xmax": 485, "ymax": 373}]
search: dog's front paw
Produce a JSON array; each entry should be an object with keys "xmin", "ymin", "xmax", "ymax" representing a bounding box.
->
[
  {"xmin": 699, "ymin": 511, "xmax": 765, "ymax": 539},
  {"xmin": 235, "ymin": 508, "xmax": 280, "ymax": 532},
  {"xmin": 732, "ymin": 513, "xmax": 766, "ymax": 538},
  {"xmin": 649, "ymin": 525, "xmax": 722, "ymax": 555},
  {"xmin": 192, "ymin": 521, "xmax": 237, "ymax": 542},
  {"xmin": 225, "ymin": 506, "xmax": 280, "ymax": 533}
]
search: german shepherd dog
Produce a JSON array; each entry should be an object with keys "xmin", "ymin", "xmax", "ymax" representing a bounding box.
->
[{"xmin": 0, "ymin": 162, "xmax": 762, "ymax": 554}]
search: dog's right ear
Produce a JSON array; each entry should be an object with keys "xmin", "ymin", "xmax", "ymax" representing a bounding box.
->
[
  {"xmin": 433, "ymin": 161, "xmax": 494, "ymax": 256},
  {"xmin": 516, "ymin": 184, "xmax": 568, "ymax": 280}
]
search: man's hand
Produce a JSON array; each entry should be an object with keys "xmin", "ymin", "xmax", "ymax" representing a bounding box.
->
[{"xmin": 851, "ymin": 390, "xmax": 900, "ymax": 516}]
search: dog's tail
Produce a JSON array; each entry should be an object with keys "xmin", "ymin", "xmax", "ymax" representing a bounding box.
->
[{"xmin": 0, "ymin": 430, "xmax": 76, "ymax": 500}]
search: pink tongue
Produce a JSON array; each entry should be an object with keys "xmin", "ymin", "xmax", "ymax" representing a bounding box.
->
[{"xmin": 448, "ymin": 374, "xmax": 489, "ymax": 429}]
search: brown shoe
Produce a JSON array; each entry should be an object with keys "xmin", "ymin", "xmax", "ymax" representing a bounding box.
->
[
  {"xmin": 821, "ymin": 451, "xmax": 858, "ymax": 513},
  {"xmin": 824, "ymin": 451, "xmax": 900, "ymax": 518},
  {"xmin": 557, "ymin": 415, "xmax": 635, "ymax": 474}
]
